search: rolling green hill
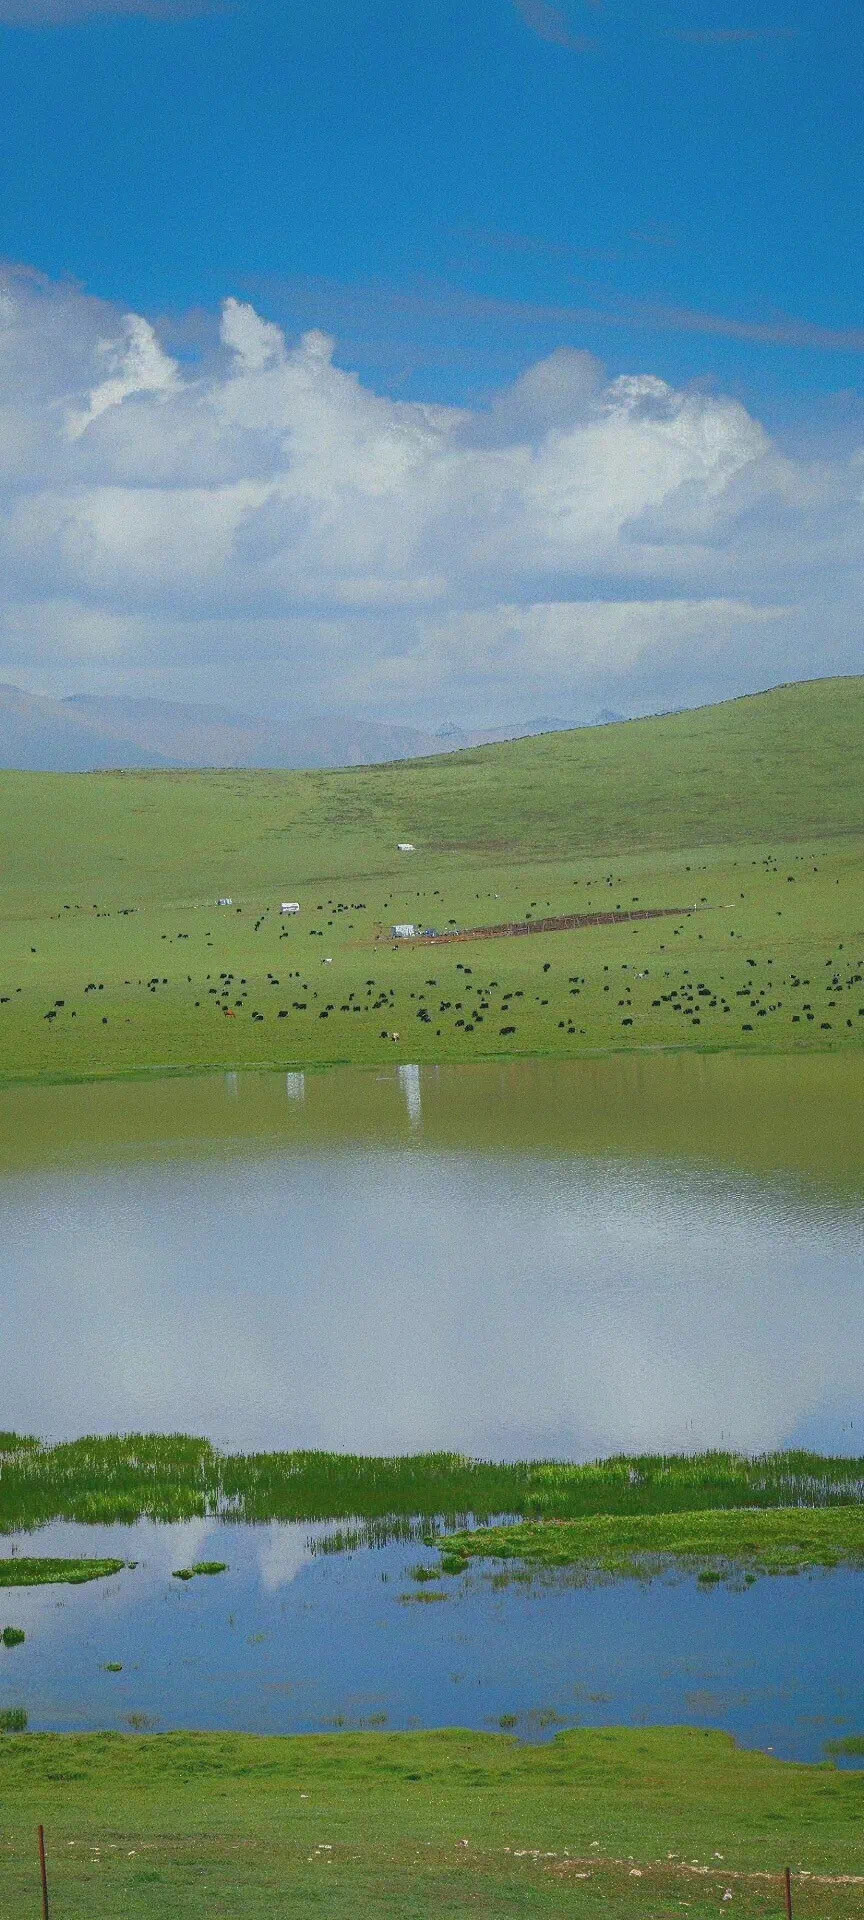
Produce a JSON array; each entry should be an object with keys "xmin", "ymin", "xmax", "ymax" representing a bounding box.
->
[
  {"xmin": 1, "ymin": 675, "xmax": 862, "ymax": 907},
  {"xmin": 0, "ymin": 676, "xmax": 861, "ymax": 1082}
]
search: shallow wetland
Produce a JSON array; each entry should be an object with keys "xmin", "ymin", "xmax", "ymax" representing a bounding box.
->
[{"xmin": 1, "ymin": 1052, "xmax": 863, "ymax": 1760}]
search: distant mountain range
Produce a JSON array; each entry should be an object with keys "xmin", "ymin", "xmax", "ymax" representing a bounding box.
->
[{"xmin": 0, "ymin": 682, "xmax": 625, "ymax": 773}]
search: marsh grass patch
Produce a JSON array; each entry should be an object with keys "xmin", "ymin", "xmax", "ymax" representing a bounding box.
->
[
  {"xmin": 436, "ymin": 1507, "xmax": 864, "ymax": 1582},
  {"xmin": 3, "ymin": 1436, "xmax": 864, "ymax": 1559},
  {"xmin": 0, "ymin": 1556, "xmax": 125, "ymax": 1587},
  {"xmin": 171, "ymin": 1560, "xmax": 227, "ymax": 1581}
]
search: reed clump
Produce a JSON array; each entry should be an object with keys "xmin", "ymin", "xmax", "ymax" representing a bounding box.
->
[
  {"xmin": 0, "ymin": 1432, "xmax": 218, "ymax": 1534},
  {"xmin": 172, "ymin": 1561, "xmax": 227, "ymax": 1580}
]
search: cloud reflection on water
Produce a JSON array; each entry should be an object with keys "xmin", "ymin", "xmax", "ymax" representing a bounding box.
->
[
  {"xmin": 1, "ymin": 1131, "xmax": 861, "ymax": 1457},
  {"xmin": 4, "ymin": 1518, "xmax": 864, "ymax": 1758}
]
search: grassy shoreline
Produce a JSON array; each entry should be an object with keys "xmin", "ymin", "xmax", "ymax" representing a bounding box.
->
[
  {"xmin": 1, "ymin": 1725, "xmax": 863, "ymax": 1918},
  {"xmin": 0, "ymin": 1027, "xmax": 861, "ymax": 1097}
]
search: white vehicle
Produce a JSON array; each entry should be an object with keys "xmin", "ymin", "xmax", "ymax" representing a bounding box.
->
[
  {"xmin": 280, "ymin": 902, "xmax": 300, "ymax": 914},
  {"xmin": 397, "ymin": 843, "xmax": 415, "ymax": 852}
]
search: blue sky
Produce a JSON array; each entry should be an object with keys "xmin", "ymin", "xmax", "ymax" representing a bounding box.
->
[
  {"xmin": 3, "ymin": 0, "xmax": 862, "ymax": 410},
  {"xmin": 0, "ymin": 0, "xmax": 861, "ymax": 724}
]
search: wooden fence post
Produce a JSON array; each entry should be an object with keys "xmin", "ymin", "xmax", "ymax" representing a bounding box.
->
[
  {"xmin": 784, "ymin": 1866, "xmax": 793, "ymax": 1920},
  {"xmin": 38, "ymin": 1824, "xmax": 50, "ymax": 1920}
]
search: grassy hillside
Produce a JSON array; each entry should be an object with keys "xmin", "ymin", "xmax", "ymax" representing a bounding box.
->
[
  {"xmin": 2, "ymin": 676, "xmax": 863, "ymax": 902},
  {"xmin": 0, "ymin": 676, "xmax": 862, "ymax": 1082}
]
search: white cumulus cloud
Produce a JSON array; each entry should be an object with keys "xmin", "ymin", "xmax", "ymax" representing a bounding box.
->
[
  {"xmin": 0, "ymin": 261, "xmax": 861, "ymax": 724},
  {"xmin": 66, "ymin": 313, "xmax": 179, "ymax": 439}
]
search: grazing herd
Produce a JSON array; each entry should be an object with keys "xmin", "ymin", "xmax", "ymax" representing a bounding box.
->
[{"xmin": 0, "ymin": 845, "xmax": 861, "ymax": 1074}]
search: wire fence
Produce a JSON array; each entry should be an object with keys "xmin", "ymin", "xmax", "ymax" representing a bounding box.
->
[{"xmin": 31, "ymin": 1824, "xmax": 805, "ymax": 1919}]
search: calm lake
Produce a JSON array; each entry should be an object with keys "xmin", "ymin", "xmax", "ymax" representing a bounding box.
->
[
  {"xmin": 1, "ymin": 1053, "xmax": 863, "ymax": 1456},
  {"xmin": 1, "ymin": 1052, "xmax": 863, "ymax": 1751}
]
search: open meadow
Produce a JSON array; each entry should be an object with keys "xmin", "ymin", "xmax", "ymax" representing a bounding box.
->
[
  {"xmin": 0, "ymin": 676, "xmax": 862, "ymax": 1083},
  {"xmin": 3, "ymin": 1724, "xmax": 864, "ymax": 1920}
]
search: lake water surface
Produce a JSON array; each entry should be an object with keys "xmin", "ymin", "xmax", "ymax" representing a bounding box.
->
[
  {"xmin": 1, "ymin": 1054, "xmax": 863, "ymax": 1751},
  {"xmin": 1, "ymin": 1054, "xmax": 862, "ymax": 1456}
]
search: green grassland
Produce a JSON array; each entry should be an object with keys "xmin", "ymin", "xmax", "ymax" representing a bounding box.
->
[
  {"xmin": 0, "ymin": 676, "xmax": 862, "ymax": 1082},
  {"xmin": 1, "ymin": 1725, "xmax": 863, "ymax": 1919},
  {"xmin": 434, "ymin": 1509, "xmax": 864, "ymax": 1581},
  {"xmin": 2, "ymin": 1434, "xmax": 862, "ymax": 1535}
]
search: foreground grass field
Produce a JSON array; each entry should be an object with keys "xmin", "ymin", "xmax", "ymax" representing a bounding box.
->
[
  {"xmin": 0, "ymin": 676, "xmax": 862, "ymax": 1082},
  {"xmin": 1, "ymin": 1726, "xmax": 863, "ymax": 1919}
]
